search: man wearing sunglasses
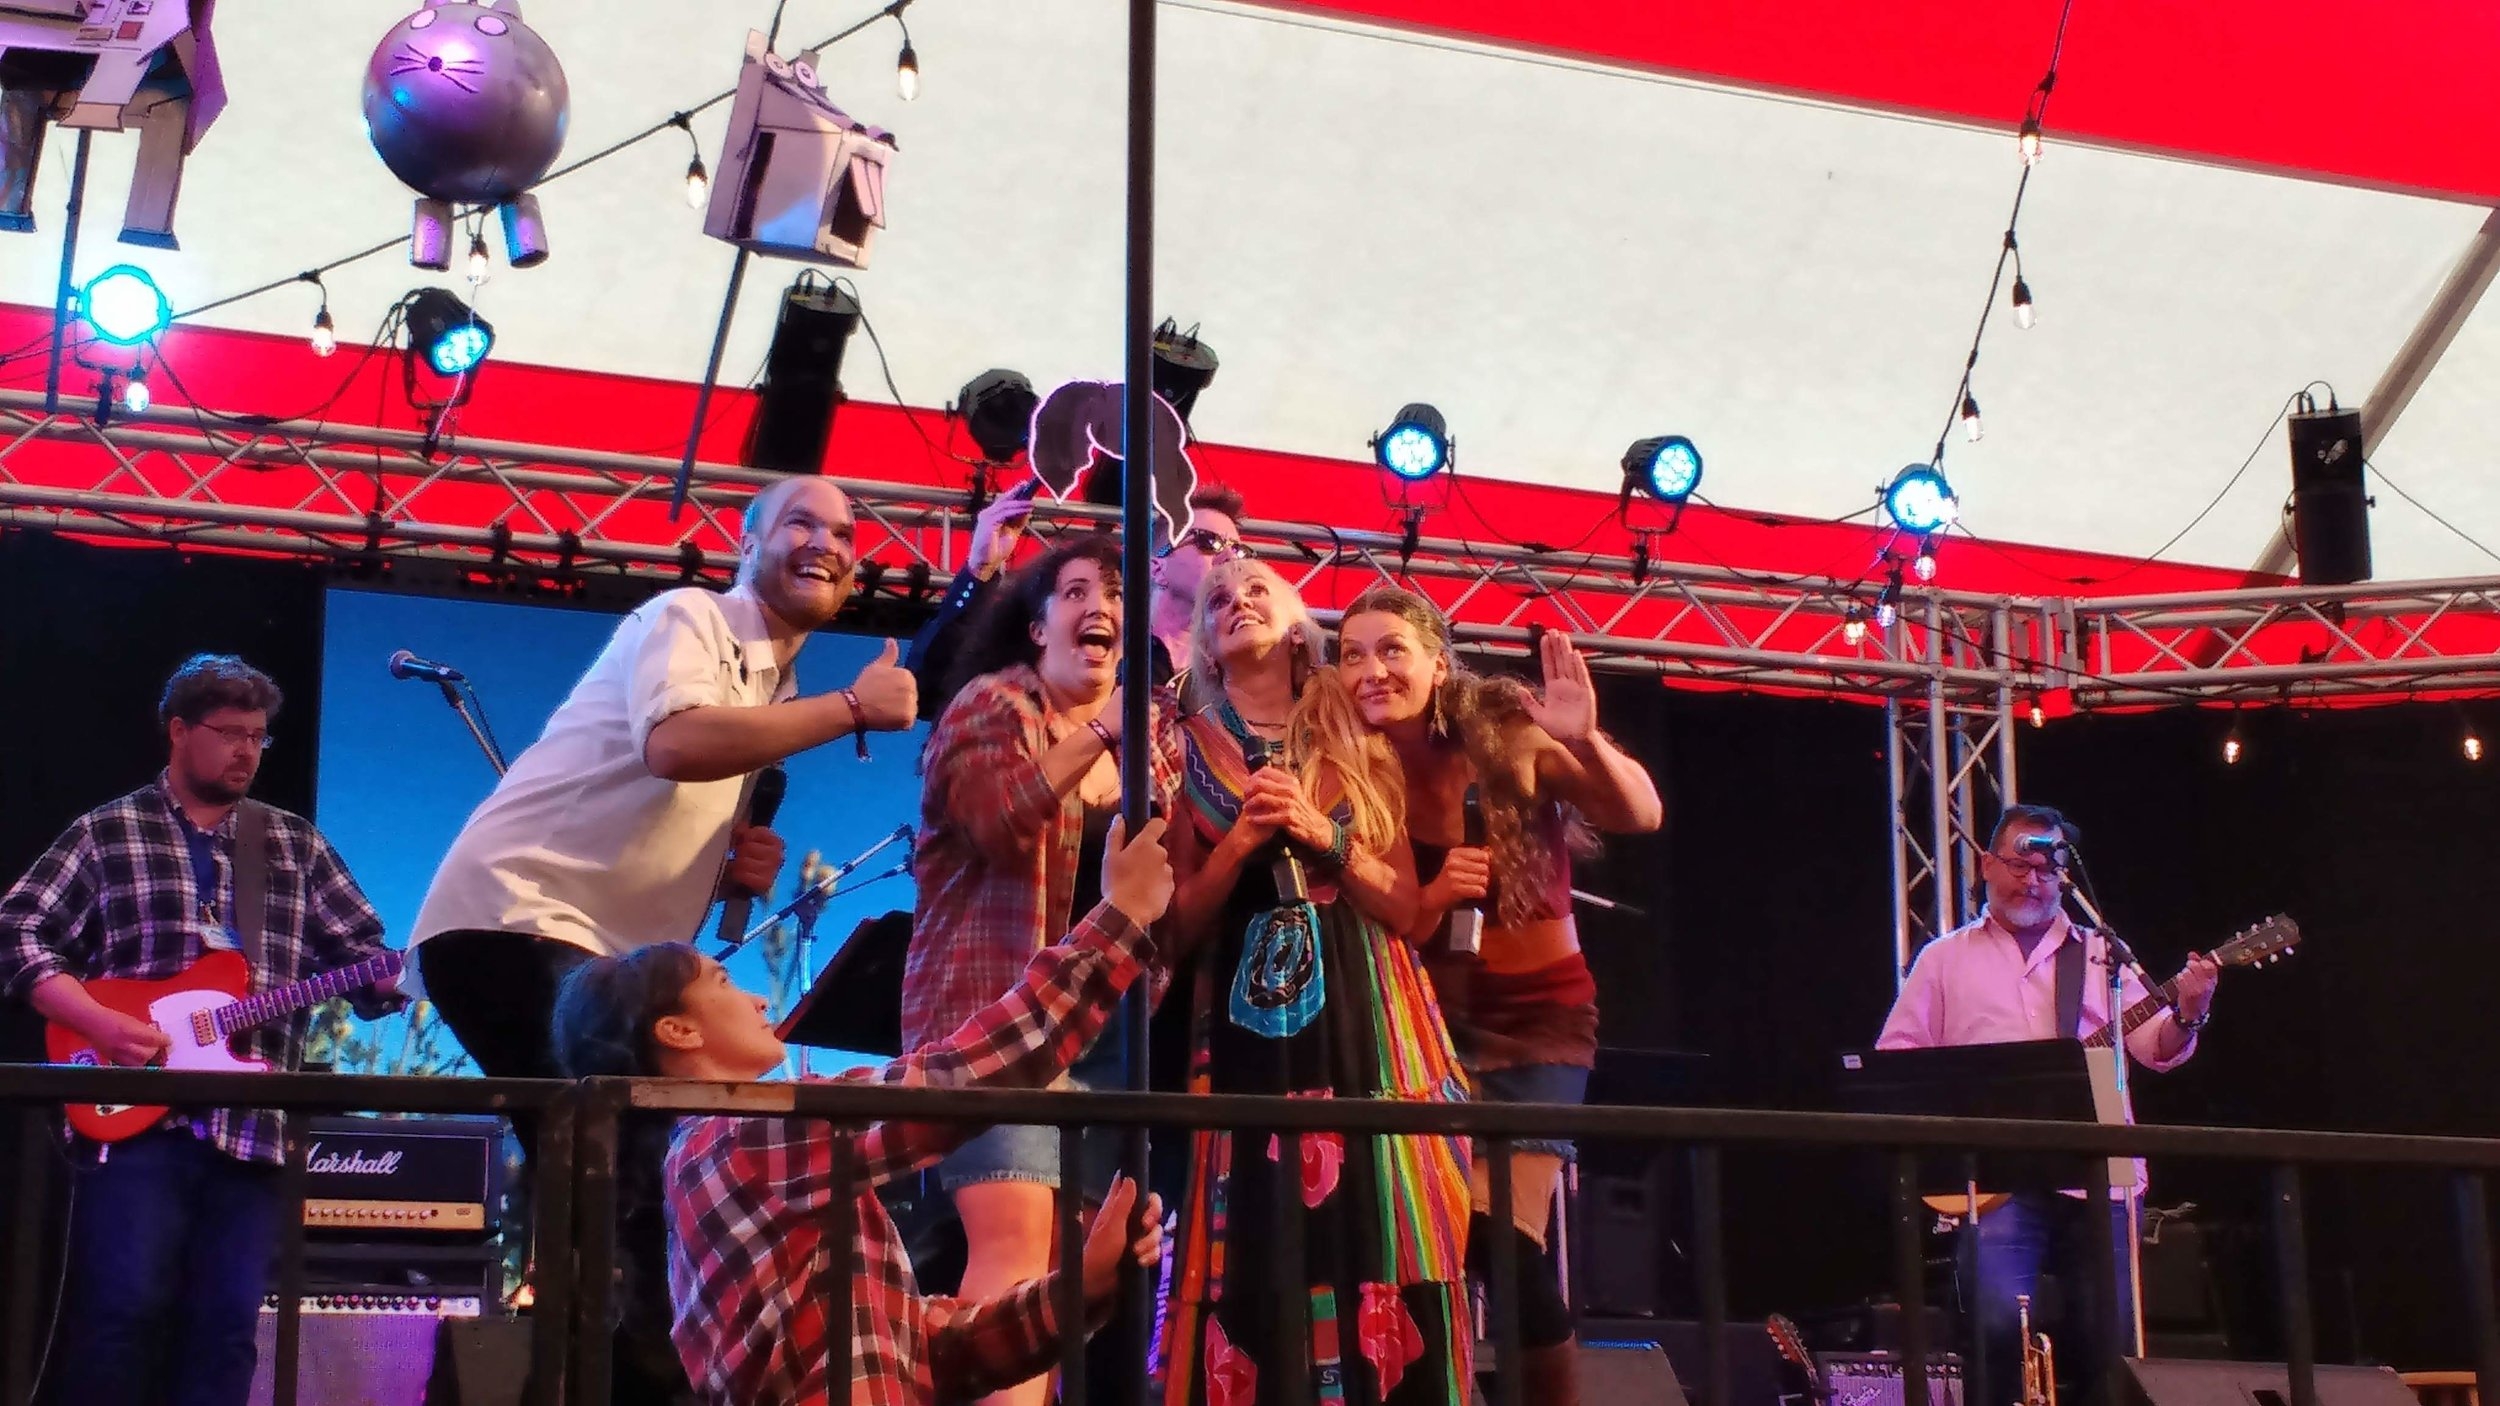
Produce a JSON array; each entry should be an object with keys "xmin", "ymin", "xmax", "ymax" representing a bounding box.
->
[
  {"xmin": 905, "ymin": 481, "xmax": 1246, "ymax": 718},
  {"xmin": 1878, "ymin": 802, "xmax": 2218, "ymax": 1406}
]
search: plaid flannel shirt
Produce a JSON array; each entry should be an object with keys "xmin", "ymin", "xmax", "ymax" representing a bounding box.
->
[
  {"xmin": 666, "ymin": 901, "xmax": 1155, "ymax": 1406},
  {"xmin": 0, "ymin": 774, "xmax": 397, "ymax": 1165},
  {"xmin": 901, "ymin": 666, "xmax": 1183, "ymax": 1054}
]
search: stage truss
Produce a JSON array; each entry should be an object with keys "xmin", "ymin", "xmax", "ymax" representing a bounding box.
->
[{"xmin": 9, "ymin": 387, "xmax": 2500, "ymax": 968}]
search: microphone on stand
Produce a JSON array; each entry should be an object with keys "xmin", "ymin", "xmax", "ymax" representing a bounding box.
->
[
  {"xmin": 2015, "ymin": 832, "xmax": 2073, "ymax": 869},
  {"xmin": 1243, "ymin": 740, "xmax": 1309, "ymax": 906},
  {"xmin": 387, "ymin": 650, "xmax": 466, "ymax": 684},
  {"xmin": 715, "ymin": 766, "xmax": 788, "ymax": 948},
  {"xmin": 1447, "ymin": 786, "xmax": 1486, "ymax": 956}
]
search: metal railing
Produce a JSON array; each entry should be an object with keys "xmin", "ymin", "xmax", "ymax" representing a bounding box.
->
[{"xmin": 7, "ymin": 1064, "xmax": 2499, "ymax": 1406}]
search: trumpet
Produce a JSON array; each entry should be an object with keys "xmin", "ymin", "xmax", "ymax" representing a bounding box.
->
[{"xmin": 2018, "ymin": 1294, "xmax": 2057, "ymax": 1406}]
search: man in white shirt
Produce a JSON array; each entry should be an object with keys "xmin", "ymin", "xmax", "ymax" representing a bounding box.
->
[
  {"xmin": 410, "ymin": 476, "xmax": 918, "ymax": 1081},
  {"xmin": 1879, "ymin": 803, "xmax": 2218, "ymax": 1406}
]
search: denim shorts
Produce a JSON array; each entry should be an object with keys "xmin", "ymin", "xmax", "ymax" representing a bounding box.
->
[
  {"xmin": 1471, "ymin": 1061, "xmax": 1591, "ymax": 1161},
  {"xmin": 937, "ymin": 1024, "xmax": 1127, "ymax": 1198}
]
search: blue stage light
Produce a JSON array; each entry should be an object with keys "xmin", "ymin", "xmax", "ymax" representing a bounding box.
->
[
  {"xmin": 404, "ymin": 288, "xmax": 495, "ymax": 376},
  {"xmin": 1624, "ymin": 435, "xmax": 1703, "ymax": 502},
  {"xmin": 1373, "ymin": 403, "xmax": 1450, "ymax": 481},
  {"xmin": 78, "ymin": 265, "xmax": 172, "ymax": 346},
  {"xmin": 1884, "ymin": 464, "xmax": 1958, "ymax": 535}
]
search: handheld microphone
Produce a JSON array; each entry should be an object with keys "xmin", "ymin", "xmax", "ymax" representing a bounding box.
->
[
  {"xmin": 1448, "ymin": 786, "xmax": 1486, "ymax": 956},
  {"xmin": 387, "ymin": 649, "xmax": 465, "ymax": 684},
  {"xmin": 715, "ymin": 766, "xmax": 788, "ymax": 947},
  {"xmin": 1242, "ymin": 740, "xmax": 1309, "ymax": 906},
  {"xmin": 2015, "ymin": 832, "xmax": 2073, "ymax": 869}
]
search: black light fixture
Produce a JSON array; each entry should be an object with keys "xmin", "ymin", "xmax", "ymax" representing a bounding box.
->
[
  {"xmin": 744, "ymin": 272, "xmax": 861, "ymax": 475},
  {"xmin": 956, "ymin": 369, "xmax": 1039, "ymax": 463},
  {"xmin": 1150, "ymin": 319, "xmax": 1219, "ymax": 425},
  {"xmin": 403, "ymin": 288, "xmax": 495, "ymax": 377},
  {"xmin": 2286, "ymin": 393, "xmax": 2371, "ymax": 585},
  {"xmin": 1373, "ymin": 403, "xmax": 1451, "ymax": 481}
]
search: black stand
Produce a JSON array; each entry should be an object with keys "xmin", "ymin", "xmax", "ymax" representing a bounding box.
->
[
  {"xmin": 774, "ymin": 910, "xmax": 913, "ymax": 1059},
  {"xmin": 430, "ymin": 678, "xmax": 508, "ymax": 776}
]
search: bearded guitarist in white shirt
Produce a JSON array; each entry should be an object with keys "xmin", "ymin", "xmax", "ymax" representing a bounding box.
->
[{"xmin": 1878, "ymin": 803, "xmax": 2219, "ymax": 1406}]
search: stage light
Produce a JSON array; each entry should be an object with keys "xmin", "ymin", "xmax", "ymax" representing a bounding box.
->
[
  {"xmin": 1960, "ymin": 393, "xmax": 1983, "ymax": 443},
  {"xmin": 2017, "ymin": 115, "xmax": 2043, "ymax": 167},
  {"xmin": 1623, "ymin": 435, "xmax": 1703, "ymax": 503},
  {"xmin": 957, "ymin": 368, "xmax": 1039, "ymax": 463},
  {"xmin": 1884, "ymin": 464, "xmax": 1958, "ymax": 535},
  {"xmin": 121, "ymin": 365, "xmax": 149, "ymax": 414},
  {"xmin": 404, "ymin": 287, "xmax": 495, "ymax": 376},
  {"xmin": 77, "ymin": 265, "xmax": 171, "ymax": 346},
  {"xmin": 1373, "ymin": 403, "xmax": 1450, "ymax": 481},
  {"xmin": 2011, "ymin": 276, "xmax": 2036, "ymax": 329},
  {"xmin": 1151, "ymin": 320, "xmax": 1219, "ymax": 425},
  {"xmin": 466, "ymin": 231, "xmax": 490, "ymax": 285},
  {"xmin": 745, "ymin": 272, "xmax": 860, "ymax": 474}
]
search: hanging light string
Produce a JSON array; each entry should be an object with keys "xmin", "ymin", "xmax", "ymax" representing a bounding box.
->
[
  {"xmin": 1927, "ymin": 0, "xmax": 2078, "ymax": 473},
  {"xmin": 172, "ymin": 0, "xmax": 920, "ymax": 325}
]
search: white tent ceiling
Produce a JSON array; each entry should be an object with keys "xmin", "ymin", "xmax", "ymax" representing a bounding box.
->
[{"xmin": 5, "ymin": 0, "xmax": 2495, "ymax": 580}]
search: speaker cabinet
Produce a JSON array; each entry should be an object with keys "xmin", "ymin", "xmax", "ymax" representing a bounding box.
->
[
  {"xmin": 247, "ymin": 1303, "xmax": 451, "ymax": 1406},
  {"xmin": 1472, "ymin": 1340, "xmax": 1689, "ymax": 1406},
  {"xmin": 2122, "ymin": 1359, "xmax": 2421, "ymax": 1406},
  {"xmin": 1818, "ymin": 1350, "xmax": 1965, "ymax": 1406}
]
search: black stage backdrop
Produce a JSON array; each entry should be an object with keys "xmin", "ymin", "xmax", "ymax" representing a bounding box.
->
[{"xmin": 4, "ymin": 531, "xmax": 2495, "ymax": 1372}]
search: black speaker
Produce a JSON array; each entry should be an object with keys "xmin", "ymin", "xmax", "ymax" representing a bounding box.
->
[
  {"xmin": 2286, "ymin": 404, "xmax": 2371, "ymax": 585},
  {"xmin": 425, "ymin": 1317, "xmax": 534, "ymax": 1406},
  {"xmin": 2121, "ymin": 1359, "xmax": 2420, "ymax": 1406},
  {"xmin": 1471, "ymin": 1340, "xmax": 1689, "ymax": 1406},
  {"xmin": 744, "ymin": 278, "xmax": 861, "ymax": 475},
  {"xmin": 248, "ymin": 1301, "xmax": 475, "ymax": 1406},
  {"xmin": 1573, "ymin": 1168, "xmax": 1667, "ymax": 1317}
]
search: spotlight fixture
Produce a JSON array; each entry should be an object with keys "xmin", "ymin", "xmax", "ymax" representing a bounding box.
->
[
  {"xmin": 2011, "ymin": 275, "xmax": 2036, "ymax": 329},
  {"xmin": 956, "ymin": 368, "xmax": 1040, "ymax": 463},
  {"xmin": 77, "ymin": 265, "xmax": 172, "ymax": 346},
  {"xmin": 894, "ymin": 14, "xmax": 920, "ymax": 101},
  {"xmin": 1624, "ymin": 435, "xmax": 1703, "ymax": 503},
  {"xmin": 744, "ymin": 272, "xmax": 861, "ymax": 474},
  {"xmin": 403, "ymin": 287, "xmax": 496, "ymax": 377},
  {"xmin": 2017, "ymin": 115, "xmax": 2043, "ymax": 167},
  {"xmin": 1883, "ymin": 464, "xmax": 1958, "ymax": 535},
  {"xmin": 1372, "ymin": 403, "xmax": 1450, "ymax": 482},
  {"xmin": 1150, "ymin": 320, "xmax": 1219, "ymax": 425},
  {"xmin": 122, "ymin": 364, "xmax": 150, "ymax": 414},
  {"xmin": 1960, "ymin": 393, "xmax": 1984, "ymax": 443}
]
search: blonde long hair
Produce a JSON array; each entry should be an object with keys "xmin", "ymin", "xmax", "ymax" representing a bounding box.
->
[
  {"xmin": 1184, "ymin": 557, "xmax": 1404, "ymax": 854},
  {"xmin": 1340, "ymin": 585, "xmax": 1596, "ymax": 926}
]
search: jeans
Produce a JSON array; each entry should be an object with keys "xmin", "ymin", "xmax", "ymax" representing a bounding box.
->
[
  {"xmin": 52, "ymin": 1127, "xmax": 283, "ymax": 1406},
  {"xmin": 1960, "ymin": 1193, "xmax": 2136, "ymax": 1406}
]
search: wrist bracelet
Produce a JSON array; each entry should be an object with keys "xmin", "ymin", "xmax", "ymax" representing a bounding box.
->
[
  {"xmin": 1087, "ymin": 717, "xmax": 1117, "ymax": 752},
  {"xmin": 2175, "ymin": 1008, "xmax": 2209, "ymax": 1033},
  {"xmin": 1323, "ymin": 820, "xmax": 1354, "ymax": 869},
  {"xmin": 841, "ymin": 688, "xmax": 870, "ymax": 760}
]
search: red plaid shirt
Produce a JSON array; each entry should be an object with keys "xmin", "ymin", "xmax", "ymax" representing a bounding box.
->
[
  {"xmin": 901, "ymin": 667, "xmax": 1183, "ymax": 1054},
  {"xmin": 666, "ymin": 903, "xmax": 1154, "ymax": 1406}
]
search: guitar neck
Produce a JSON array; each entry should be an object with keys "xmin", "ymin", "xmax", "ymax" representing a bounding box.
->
[
  {"xmin": 213, "ymin": 954, "xmax": 401, "ymax": 1040},
  {"xmin": 2082, "ymin": 971, "xmax": 2182, "ymax": 1049}
]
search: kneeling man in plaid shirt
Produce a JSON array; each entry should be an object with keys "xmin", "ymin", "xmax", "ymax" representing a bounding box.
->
[{"xmin": 552, "ymin": 815, "xmax": 1173, "ymax": 1405}]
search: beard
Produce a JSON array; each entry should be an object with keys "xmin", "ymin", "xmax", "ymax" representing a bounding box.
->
[
  {"xmin": 189, "ymin": 769, "xmax": 250, "ymax": 805},
  {"xmin": 759, "ymin": 564, "xmax": 852, "ymax": 631},
  {"xmin": 1992, "ymin": 890, "xmax": 2060, "ymax": 930}
]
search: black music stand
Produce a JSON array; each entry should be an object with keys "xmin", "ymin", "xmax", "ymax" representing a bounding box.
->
[
  {"xmin": 776, "ymin": 910, "xmax": 912, "ymax": 1058},
  {"xmin": 1836, "ymin": 1039, "xmax": 2113, "ymax": 1201}
]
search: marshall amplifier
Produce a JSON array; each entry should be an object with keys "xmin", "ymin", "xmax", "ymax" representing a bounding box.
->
[{"xmin": 301, "ymin": 1115, "xmax": 505, "ymax": 1239}]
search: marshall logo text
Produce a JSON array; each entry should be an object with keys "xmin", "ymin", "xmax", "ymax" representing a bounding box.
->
[{"xmin": 306, "ymin": 1142, "xmax": 405, "ymax": 1176}]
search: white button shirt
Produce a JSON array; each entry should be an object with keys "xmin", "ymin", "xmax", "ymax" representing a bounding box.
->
[{"xmin": 409, "ymin": 584, "xmax": 797, "ymax": 961}]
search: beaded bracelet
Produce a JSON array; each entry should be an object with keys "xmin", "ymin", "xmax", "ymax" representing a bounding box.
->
[
  {"xmin": 1087, "ymin": 717, "xmax": 1117, "ymax": 752},
  {"xmin": 841, "ymin": 688, "xmax": 870, "ymax": 760},
  {"xmin": 1323, "ymin": 819, "xmax": 1354, "ymax": 869}
]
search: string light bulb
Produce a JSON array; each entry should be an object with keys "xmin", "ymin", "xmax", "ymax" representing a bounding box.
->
[
  {"xmin": 1843, "ymin": 604, "xmax": 1868, "ymax": 646},
  {"xmin": 894, "ymin": 15, "xmax": 920, "ymax": 101},
  {"xmin": 1875, "ymin": 572, "xmax": 1904, "ymax": 630},
  {"xmin": 122, "ymin": 364, "xmax": 150, "ymax": 414},
  {"xmin": 2465, "ymin": 715, "xmax": 2485, "ymax": 763},
  {"xmin": 1960, "ymin": 392, "xmax": 1984, "ymax": 442},
  {"xmin": 671, "ymin": 114, "xmax": 708, "ymax": 209},
  {"xmin": 1913, "ymin": 543, "xmax": 1938, "ymax": 582},
  {"xmin": 310, "ymin": 303, "xmax": 337, "ymax": 357},
  {"xmin": 2222, "ymin": 715, "xmax": 2245, "ymax": 766},
  {"xmin": 2011, "ymin": 275, "xmax": 2036, "ymax": 329},
  {"xmin": 2017, "ymin": 115, "xmax": 2044, "ymax": 167},
  {"xmin": 2029, "ymin": 697, "xmax": 2047, "ymax": 729},
  {"xmin": 466, "ymin": 230, "xmax": 490, "ymax": 285}
]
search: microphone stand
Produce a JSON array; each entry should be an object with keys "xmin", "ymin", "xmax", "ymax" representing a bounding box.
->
[
  {"xmin": 433, "ymin": 678, "xmax": 508, "ymax": 776},
  {"xmin": 714, "ymin": 823, "xmax": 912, "ymax": 1076},
  {"xmin": 2060, "ymin": 844, "xmax": 2149, "ymax": 1356}
]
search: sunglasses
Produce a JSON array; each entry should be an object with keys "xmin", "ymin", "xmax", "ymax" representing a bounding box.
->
[{"xmin": 1157, "ymin": 528, "xmax": 1246, "ymax": 562}]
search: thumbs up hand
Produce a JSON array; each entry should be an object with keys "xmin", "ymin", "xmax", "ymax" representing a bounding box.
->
[{"xmin": 847, "ymin": 639, "xmax": 919, "ymax": 732}]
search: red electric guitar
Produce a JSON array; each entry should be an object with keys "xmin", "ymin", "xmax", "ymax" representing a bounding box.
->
[{"xmin": 46, "ymin": 948, "xmax": 403, "ymax": 1143}]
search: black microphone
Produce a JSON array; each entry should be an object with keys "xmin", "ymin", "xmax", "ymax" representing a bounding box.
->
[
  {"xmin": 2015, "ymin": 833, "xmax": 2073, "ymax": 868},
  {"xmin": 387, "ymin": 649, "xmax": 466, "ymax": 684},
  {"xmin": 1242, "ymin": 740, "xmax": 1309, "ymax": 906},
  {"xmin": 715, "ymin": 765, "xmax": 788, "ymax": 947},
  {"xmin": 1447, "ymin": 786, "xmax": 1486, "ymax": 955}
]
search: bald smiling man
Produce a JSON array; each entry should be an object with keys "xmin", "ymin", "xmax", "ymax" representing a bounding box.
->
[{"xmin": 410, "ymin": 477, "xmax": 920, "ymax": 1083}]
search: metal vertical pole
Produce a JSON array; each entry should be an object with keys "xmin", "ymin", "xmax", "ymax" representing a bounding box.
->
[
  {"xmin": 1993, "ymin": 604, "xmax": 2021, "ymax": 806},
  {"xmin": 1885, "ymin": 698, "xmax": 1914, "ymax": 984},
  {"xmin": 2453, "ymin": 1172, "xmax": 2500, "ymax": 1406},
  {"xmin": 1691, "ymin": 1146, "xmax": 1731, "ymax": 1406},
  {"xmin": 272, "ymin": 1124, "xmax": 312, "ymax": 1406},
  {"xmin": 1118, "ymin": 0, "xmax": 1159, "ymax": 1400},
  {"xmin": 43, "ymin": 130, "xmax": 93, "ymax": 415},
  {"xmin": 1889, "ymin": 1151, "xmax": 1930, "ymax": 1404},
  {"xmin": 1924, "ymin": 676, "xmax": 1955, "ymax": 940},
  {"xmin": 1486, "ymin": 1139, "xmax": 1525, "ymax": 1406},
  {"xmin": 2272, "ymin": 1166, "xmax": 2319, "ymax": 1406},
  {"xmin": 528, "ymin": 1092, "xmax": 577, "ymax": 1406}
]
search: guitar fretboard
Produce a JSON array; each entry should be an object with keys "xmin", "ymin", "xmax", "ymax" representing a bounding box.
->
[
  {"xmin": 2081, "ymin": 974, "xmax": 2181, "ymax": 1049},
  {"xmin": 212, "ymin": 953, "xmax": 403, "ymax": 1039}
]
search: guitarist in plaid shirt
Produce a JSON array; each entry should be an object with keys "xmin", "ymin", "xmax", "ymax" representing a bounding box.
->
[
  {"xmin": 0, "ymin": 654, "xmax": 401, "ymax": 1406},
  {"xmin": 550, "ymin": 813, "xmax": 1175, "ymax": 1406}
]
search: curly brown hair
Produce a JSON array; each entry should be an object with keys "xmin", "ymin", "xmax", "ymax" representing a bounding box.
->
[
  {"xmin": 159, "ymin": 654, "xmax": 283, "ymax": 730},
  {"xmin": 1338, "ymin": 586, "xmax": 1596, "ymax": 926}
]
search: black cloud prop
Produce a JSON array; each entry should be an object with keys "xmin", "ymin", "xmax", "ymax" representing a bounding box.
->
[{"xmin": 1024, "ymin": 381, "xmax": 1200, "ymax": 544}]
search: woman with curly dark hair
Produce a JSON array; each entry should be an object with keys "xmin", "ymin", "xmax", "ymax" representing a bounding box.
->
[
  {"xmin": 1331, "ymin": 586, "xmax": 1663, "ymax": 1406},
  {"xmin": 902, "ymin": 533, "xmax": 1186, "ymax": 1406}
]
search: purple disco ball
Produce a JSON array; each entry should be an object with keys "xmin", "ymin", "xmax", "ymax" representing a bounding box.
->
[{"xmin": 362, "ymin": 1, "xmax": 570, "ymax": 204}]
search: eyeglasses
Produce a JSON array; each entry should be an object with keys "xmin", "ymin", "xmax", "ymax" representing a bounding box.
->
[
  {"xmin": 1158, "ymin": 528, "xmax": 1246, "ymax": 562},
  {"xmin": 1985, "ymin": 849, "xmax": 2060, "ymax": 880},
  {"xmin": 197, "ymin": 723, "xmax": 274, "ymax": 751}
]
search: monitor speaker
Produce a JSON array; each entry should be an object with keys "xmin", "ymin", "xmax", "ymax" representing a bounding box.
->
[{"xmin": 2121, "ymin": 1358, "xmax": 2420, "ymax": 1406}]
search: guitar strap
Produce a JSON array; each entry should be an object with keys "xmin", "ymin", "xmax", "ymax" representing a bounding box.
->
[
  {"xmin": 233, "ymin": 800, "xmax": 271, "ymax": 975},
  {"xmin": 2053, "ymin": 927, "xmax": 2088, "ymax": 1039}
]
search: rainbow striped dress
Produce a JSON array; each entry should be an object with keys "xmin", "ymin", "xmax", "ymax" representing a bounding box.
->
[{"xmin": 1154, "ymin": 707, "xmax": 1474, "ymax": 1406}]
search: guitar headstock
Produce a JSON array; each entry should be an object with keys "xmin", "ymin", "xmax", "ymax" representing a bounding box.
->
[
  {"xmin": 1767, "ymin": 1313, "xmax": 1814, "ymax": 1372},
  {"xmin": 2210, "ymin": 914, "xmax": 2300, "ymax": 969}
]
